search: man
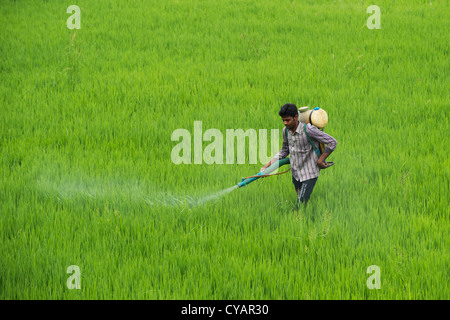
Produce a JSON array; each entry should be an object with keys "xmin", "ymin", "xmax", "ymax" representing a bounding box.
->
[{"xmin": 261, "ymin": 103, "xmax": 337, "ymax": 207}]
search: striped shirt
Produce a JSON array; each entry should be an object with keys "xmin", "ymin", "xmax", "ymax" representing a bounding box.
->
[{"xmin": 274, "ymin": 123, "xmax": 337, "ymax": 182}]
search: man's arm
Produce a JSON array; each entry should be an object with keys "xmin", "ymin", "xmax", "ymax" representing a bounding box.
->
[
  {"xmin": 306, "ymin": 124, "xmax": 337, "ymax": 169},
  {"xmin": 261, "ymin": 127, "xmax": 289, "ymax": 172},
  {"xmin": 317, "ymin": 152, "xmax": 332, "ymax": 169}
]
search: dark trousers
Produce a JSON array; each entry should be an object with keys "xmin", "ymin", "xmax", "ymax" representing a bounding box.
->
[{"xmin": 292, "ymin": 177, "xmax": 318, "ymax": 207}]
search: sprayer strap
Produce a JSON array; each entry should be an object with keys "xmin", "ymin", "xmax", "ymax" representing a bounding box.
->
[
  {"xmin": 303, "ymin": 124, "xmax": 321, "ymax": 156},
  {"xmin": 309, "ymin": 110, "xmax": 314, "ymax": 125}
]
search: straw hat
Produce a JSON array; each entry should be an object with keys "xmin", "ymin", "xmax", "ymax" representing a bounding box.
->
[{"xmin": 298, "ymin": 107, "xmax": 328, "ymax": 129}]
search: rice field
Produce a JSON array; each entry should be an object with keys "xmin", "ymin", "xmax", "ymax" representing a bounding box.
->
[{"xmin": 1, "ymin": 0, "xmax": 448, "ymax": 300}]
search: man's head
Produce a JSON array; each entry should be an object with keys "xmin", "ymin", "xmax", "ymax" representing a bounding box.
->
[{"xmin": 279, "ymin": 103, "xmax": 299, "ymax": 131}]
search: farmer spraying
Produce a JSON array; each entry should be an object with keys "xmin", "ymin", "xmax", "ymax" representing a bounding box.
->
[{"xmin": 261, "ymin": 103, "xmax": 337, "ymax": 208}]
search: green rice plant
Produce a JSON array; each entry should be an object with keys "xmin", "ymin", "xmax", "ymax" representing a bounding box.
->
[{"xmin": 0, "ymin": 0, "xmax": 448, "ymax": 300}]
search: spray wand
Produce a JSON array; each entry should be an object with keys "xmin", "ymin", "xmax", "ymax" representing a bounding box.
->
[{"xmin": 237, "ymin": 158, "xmax": 291, "ymax": 188}]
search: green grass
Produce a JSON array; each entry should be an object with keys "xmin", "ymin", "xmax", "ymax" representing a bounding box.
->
[{"xmin": 1, "ymin": 0, "xmax": 448, "ymax": 299}]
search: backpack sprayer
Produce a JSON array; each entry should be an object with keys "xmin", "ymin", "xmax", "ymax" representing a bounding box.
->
[{"xmin": 237, "ymin": 106, "xmax": 331, "ymax": 188}]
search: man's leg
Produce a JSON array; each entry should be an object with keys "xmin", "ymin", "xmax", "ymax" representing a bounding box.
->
[{"xmin": 293, "ymin": 177, "xmax": 318, "ymax": 209}]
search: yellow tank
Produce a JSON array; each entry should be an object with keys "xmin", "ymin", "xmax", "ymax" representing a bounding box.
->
[{"xmin": 298, "ymin": 106, "xmax": 328, "ymax": 129}]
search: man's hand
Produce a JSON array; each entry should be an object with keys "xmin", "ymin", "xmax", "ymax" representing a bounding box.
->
[
  {"xmin": 260, "ymin": 159, "xmax": 274, "ymax": 172},
  {"xmin": 317, "ymin": 152, "xmax": 331, "ymax": 169},
  {"xmin": 317, "ymin": 160, "xmax": 329, "ymax": 169}
]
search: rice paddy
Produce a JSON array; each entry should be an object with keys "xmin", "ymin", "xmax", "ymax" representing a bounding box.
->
[{"xmin": 1, "ymin": 0, "xmax": 448, "ymax": 299}]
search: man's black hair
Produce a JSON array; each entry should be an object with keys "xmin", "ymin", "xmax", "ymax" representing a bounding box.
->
[{"xmin": 279, "ymin": 103, "xmax": 298, "ymax": 118}]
